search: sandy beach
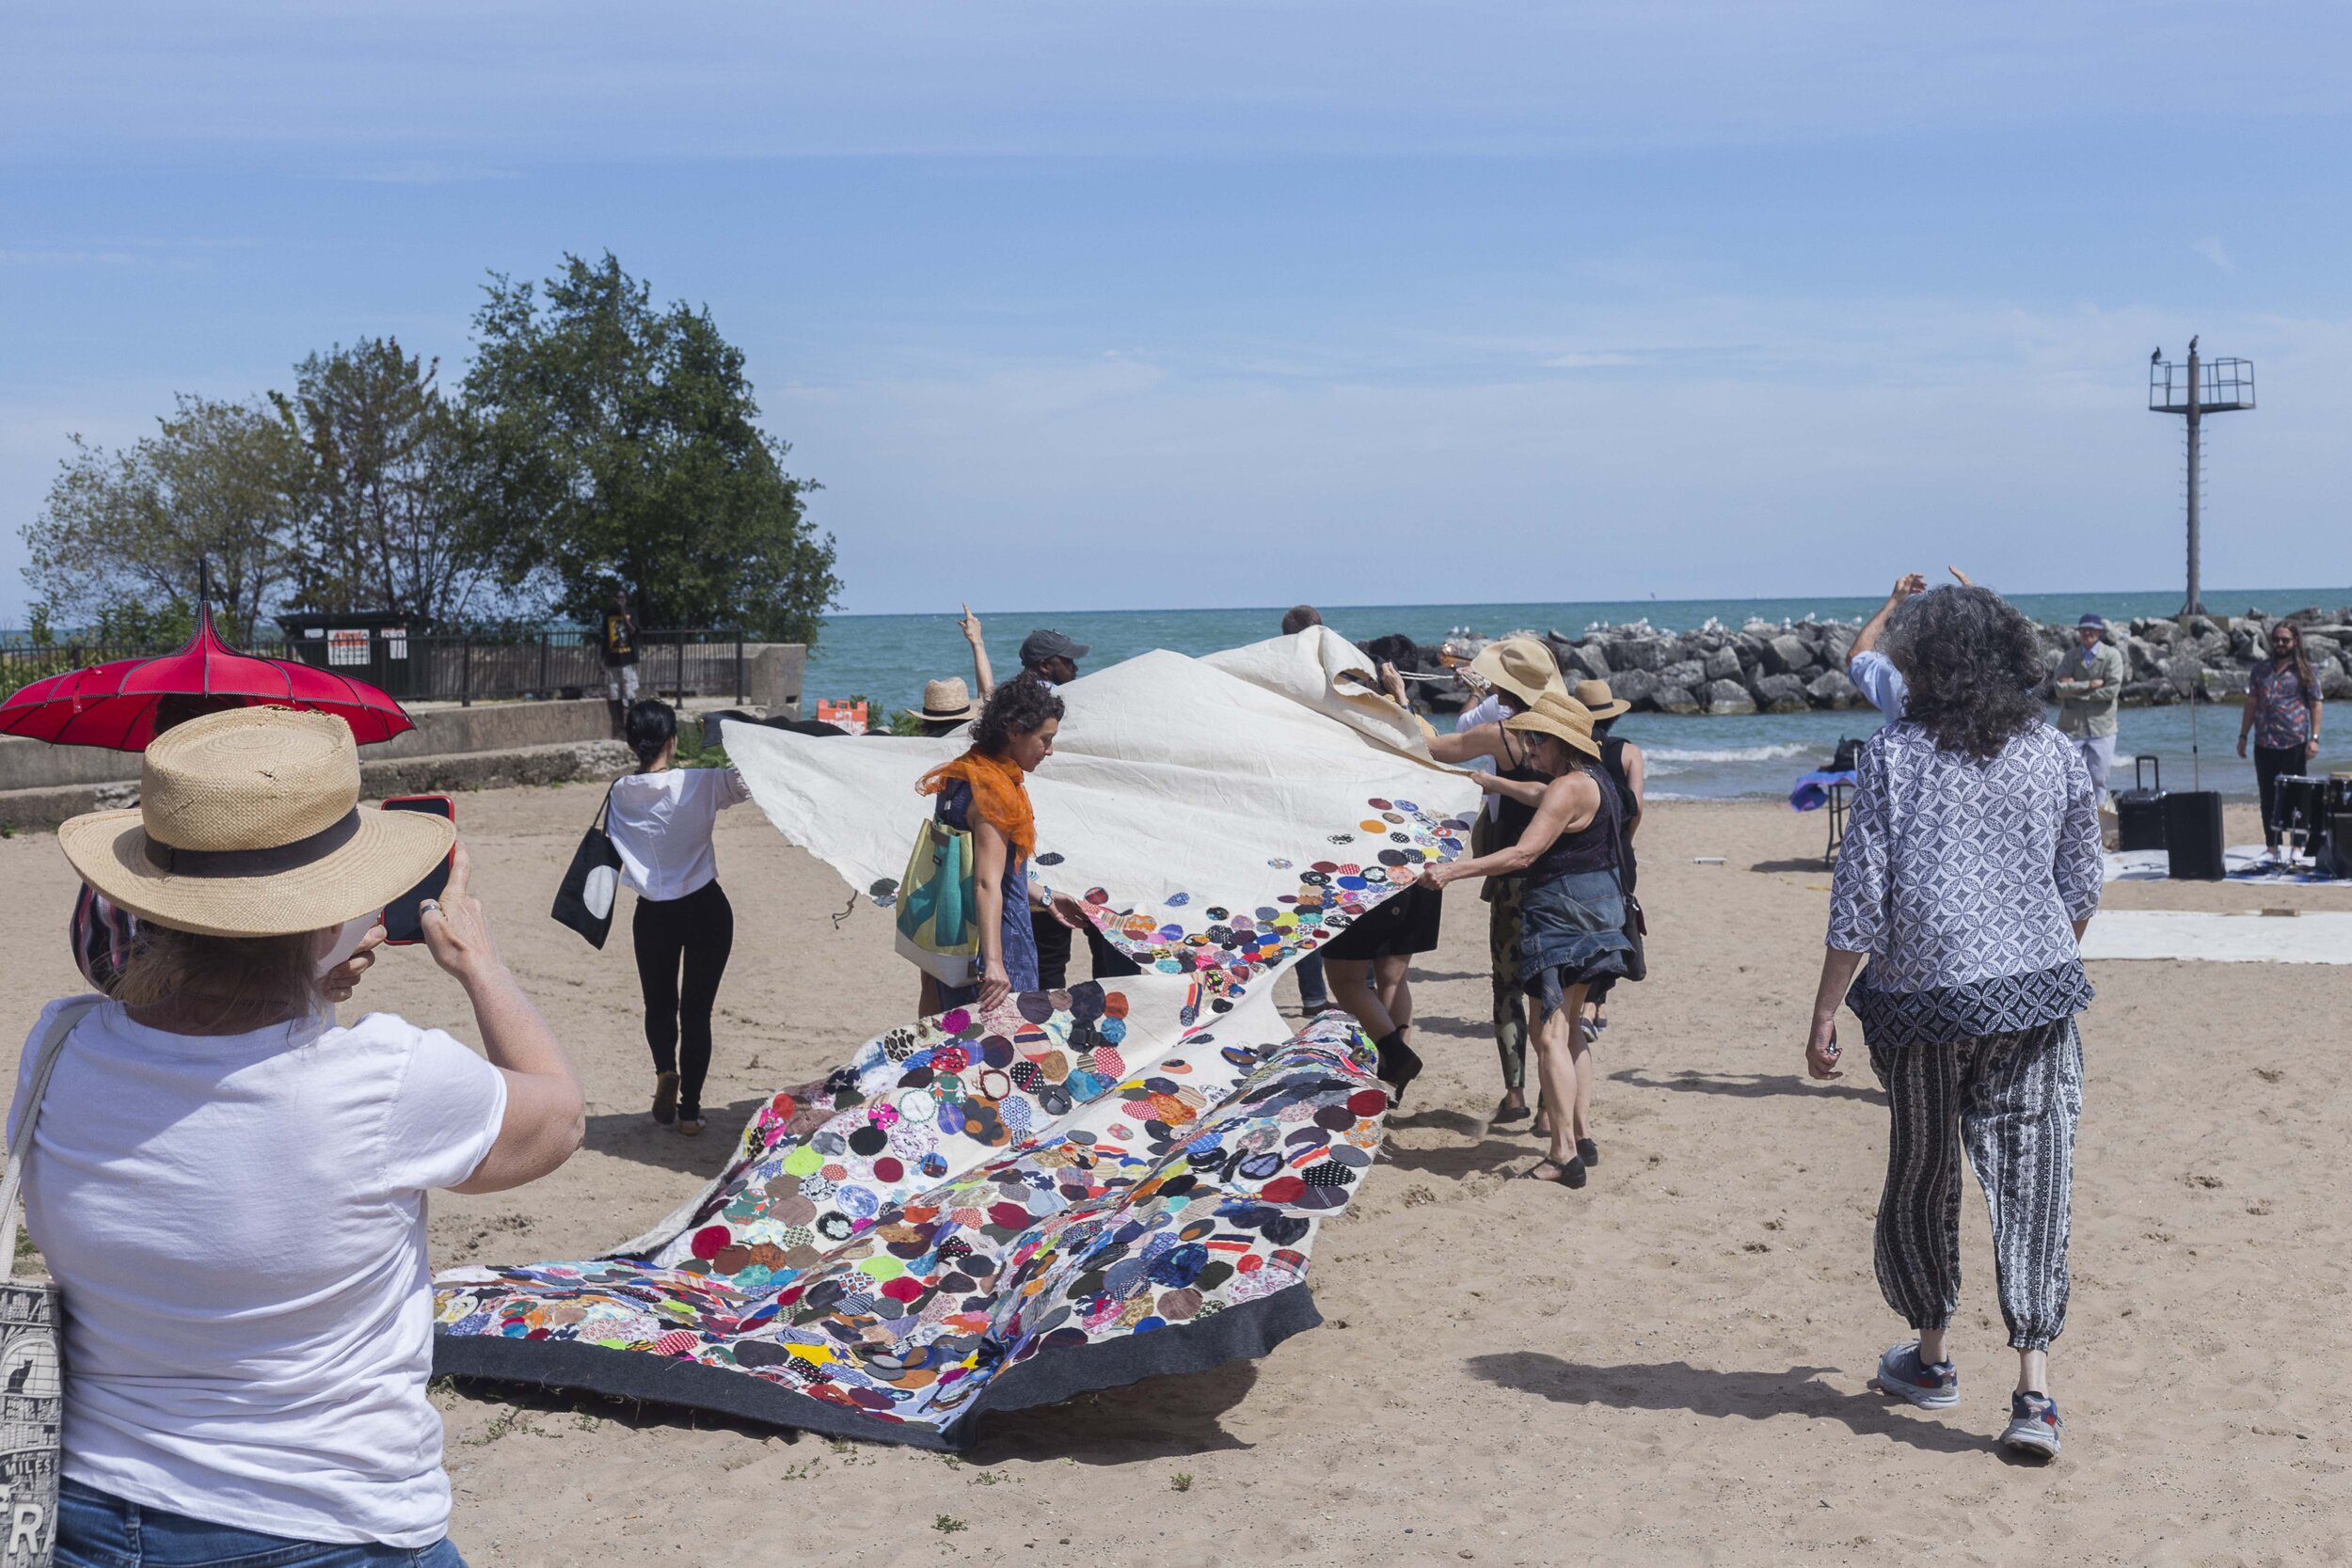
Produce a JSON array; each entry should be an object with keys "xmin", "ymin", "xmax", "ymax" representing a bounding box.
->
[{"xmin": 7, "ymin": 785, "xmax": 2345, "ymax": 1568}]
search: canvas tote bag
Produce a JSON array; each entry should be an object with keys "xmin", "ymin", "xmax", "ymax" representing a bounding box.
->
[
  {"xmin": 1, "ymin": 998, "xmax": 100, "ymax": 1568},
  {"xmin": 893, "ymin": 816, "xmax": 982, "ymax": 984},
  {"xmin": 550, "ymin": 784, "xmax": 625, "ymax": 949}
]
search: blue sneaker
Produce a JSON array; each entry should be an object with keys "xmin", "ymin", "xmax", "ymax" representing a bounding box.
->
[
  {"xmin": 1874, "ymin": 1341, "xmax": 1959, "ymax": 1408},
  {"xmin": 2001, "ymin": 1391, "xmax": 2062, "ymax": 1461}
]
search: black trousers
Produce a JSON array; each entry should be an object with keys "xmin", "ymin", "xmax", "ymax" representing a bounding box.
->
[
  {"xmin": 1030, "ymin": 908, "xmax": 1141, "ymax": 990},
  {"xmin": 2253, "ymin": 744, "xmax": 2308, "ymax": 848},
  {"xmin": 633, "ymin": 879, "xmax": 734, "ymax": 1119}
]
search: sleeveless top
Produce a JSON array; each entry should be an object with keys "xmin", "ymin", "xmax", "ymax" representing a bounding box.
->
[
  {"xmin": 1597, "ymin": 734, "xmax": 1639, "ymax": 895},
  {"xmin": 934, "ymin": 779, "xmax": 1040, "ymax": 990},
  {"xmin": 1490, "ymin": 729, "xmax": 1548, "ymax": 871},
  {"xmin": 1525, "ymin": 765, "xmax": 1621, "ymax": 889}
]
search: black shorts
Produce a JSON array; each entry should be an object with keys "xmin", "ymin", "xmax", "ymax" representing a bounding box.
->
[{"xmin": 1323, "ymin": 882, "xmax": 1443, "ymax": 960}]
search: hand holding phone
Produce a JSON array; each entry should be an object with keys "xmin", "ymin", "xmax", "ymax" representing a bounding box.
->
[{"xmin": 380, "ymin": 795, "xmax": 456, "ymax": 944}]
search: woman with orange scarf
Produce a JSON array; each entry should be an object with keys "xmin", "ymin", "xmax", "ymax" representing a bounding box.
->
[{"xmin": 919, "ymin": 677, "xmax": 1093, "ymax": 1010}]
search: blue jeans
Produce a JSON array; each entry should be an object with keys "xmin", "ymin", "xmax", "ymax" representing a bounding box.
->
[
  {"xmin": 1294, "ymin": 953, "xmax": 1331, "ymax": 1011},
  {"xmin": 58, "ymin": 1481, "xmax": 469, "ymax": 1567}
]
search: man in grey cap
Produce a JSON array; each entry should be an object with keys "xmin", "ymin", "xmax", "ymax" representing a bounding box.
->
[
  {"xmin": 1019, "ymin": 629, "xmax": 1088, "ymax": 689},
  {"xmin": 2053, "ymin": 612, "xmax": 2128, "ymax": 798}
]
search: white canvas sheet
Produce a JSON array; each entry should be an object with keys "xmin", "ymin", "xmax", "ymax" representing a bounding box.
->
[
  {"xmin": 2079, "ymin": 910, "xmax": 2352, "ymax": 965},
  {"xmin": 723, "ymin": 628, "xmax": 1484, "ymax": 938}
]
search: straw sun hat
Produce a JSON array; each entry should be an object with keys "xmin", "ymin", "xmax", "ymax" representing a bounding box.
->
[
  {"xmin": 1465, "ymin": 637, "xmax": 1567, "ymax": 708},
  {"xmin": 1572, "ymin": 678, "xmax": 1632, "ymax": 721},
  {"xmin": 1502, "ymin": 690, "xmax": 1603, "ymax": 761},
  {"xmin": 919, "ymin": 676, "xmax": 979, "ymax": 723},
  {"xmin": 57, "ymin": 707, "xmax": 454, "ymax": 939}
]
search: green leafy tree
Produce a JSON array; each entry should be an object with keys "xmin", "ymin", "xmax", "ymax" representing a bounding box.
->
[
  {"xmin": 275, "ymin": 338, "xmax": 486, "ymax": 625},
  {"xmin": 22, "ymin": 395, "xmax": 304, "ymax": 644},
  {"xmin": 462, "ymin": 252, "xmax": 837, "ymax": 642}
]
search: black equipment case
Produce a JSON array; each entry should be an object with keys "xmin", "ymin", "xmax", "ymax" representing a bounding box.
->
[{"xmin": 2115, "ymin": 755, "xmax": 2167, "ymax": 852}]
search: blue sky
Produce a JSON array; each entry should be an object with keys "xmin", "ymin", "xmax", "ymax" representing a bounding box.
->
[{"xmin": 4, "ymin": 1, "xmax": 2349, "ymax": 619}]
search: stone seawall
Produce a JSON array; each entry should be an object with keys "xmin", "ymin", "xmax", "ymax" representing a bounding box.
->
[{"xmin": 1395, "ymin": 605, "xmax": 2352, "ymax": 717}]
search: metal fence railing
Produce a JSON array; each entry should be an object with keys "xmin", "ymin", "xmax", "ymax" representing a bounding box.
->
[{"xmin": 0, "ymin": 628, "xmax": 750, "ymax": 708}]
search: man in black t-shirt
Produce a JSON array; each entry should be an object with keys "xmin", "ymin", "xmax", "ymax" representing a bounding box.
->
[{"xmin": 601, "ymin": 589, "xmax": 641, "ymax": 737}]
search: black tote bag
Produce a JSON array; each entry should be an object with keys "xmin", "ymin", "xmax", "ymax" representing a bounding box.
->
[{"xmin": 551, "ymin": 784, "xmax": 625, "ymax": 948}]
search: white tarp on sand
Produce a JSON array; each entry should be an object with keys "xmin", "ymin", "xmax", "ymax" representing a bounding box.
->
[{"xmin": 2080, "ymin": 910, "xmax": 2352, "ymax": 965}]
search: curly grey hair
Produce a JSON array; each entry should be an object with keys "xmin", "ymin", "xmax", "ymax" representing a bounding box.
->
[{"xmin": 1883, "ymin": 585, "xmax": 2046, "ymax": 761}]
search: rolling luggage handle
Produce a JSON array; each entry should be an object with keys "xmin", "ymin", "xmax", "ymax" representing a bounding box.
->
[{"xmin": 2132, "ymin": 754, "xmax": 2159, "ymax": 794}]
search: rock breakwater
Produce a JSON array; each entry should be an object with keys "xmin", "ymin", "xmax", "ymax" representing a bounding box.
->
[{"xmin": 1393, "ymin": 606, "xmax": 2352, "ymax": 717}]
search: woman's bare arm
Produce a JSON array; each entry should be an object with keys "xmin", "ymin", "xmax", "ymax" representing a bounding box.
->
[
  {"xmin": 1426, "ymin": 774, "xmax": 1598, "ymax": 887},
  {"xmin": 972, "ymin": 816, "xmax": 1010, "ymax": 1006}
]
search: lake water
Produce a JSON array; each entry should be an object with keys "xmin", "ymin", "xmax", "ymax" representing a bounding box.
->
[{"xmin": 806, "ymin": 589, "xmax": 2352, "ymax": 801}]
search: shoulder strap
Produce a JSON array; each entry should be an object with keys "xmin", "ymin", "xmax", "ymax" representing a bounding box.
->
[{"xmin": 3, "ymin": 998, "xmax": 103, "ymax": 1283}]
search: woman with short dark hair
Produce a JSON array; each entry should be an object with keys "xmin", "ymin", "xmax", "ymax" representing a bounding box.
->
[
  {"xmin": 919, "ymin": 676, "xmax": 1091, "ymax": 1011},
  {"xmin": 1804, "ymin": 585, "xmax": 2101, "ymax": 1463}
]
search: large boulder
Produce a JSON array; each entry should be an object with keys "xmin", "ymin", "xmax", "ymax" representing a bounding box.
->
[
  {"xmin": 1608, "ymin": 637, "xmax": 1668, "ymax": 673},
  {"xmin": 1660, "ymin": 658, "xmax": 1707, "ymax": 691},
  {"xmin": 1609, "ymin": 667, "xmax": 1661, "ymax": 708},
  {"xmin": 1806, "ymin": 668, "xmax": 1862, "ymax": 708},
  {"xmin": 1706, "ymin": 678, "xmax": 1756, "ymax": 715},
  {"xmin": 2125, "ymin": 637, "xmax": 2162, "ymax": 678},
  {"xmin": 1702, "ymin": 646, "xmax": 1742, "ymax": 683},
  {"xmin": 1657, "ymin": 684, "xmax": 1703, "ymax": 716},
  {"xmin": 1761, "ymin": 634, "xmax": 1817, "ymax": 676},
  {"xmin": 1556, "ymin": 640, "xmax": 1611, "ymax": 682},
  {"xmin": 1752, "ymin": 673, "xmax": 1810, "ymax": 713}
]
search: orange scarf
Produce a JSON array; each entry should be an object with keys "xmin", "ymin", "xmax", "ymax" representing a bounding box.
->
[{"xmin": 917, "ymin": 750, "xmax": 1037, "ymax": 859}]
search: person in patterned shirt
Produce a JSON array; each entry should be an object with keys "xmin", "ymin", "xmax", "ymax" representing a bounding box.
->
[
  {"xmin": 2236, "ymin": 621, "xmax": 2325, "ymax": 852},
  {"xmin": 1804, "ymin": 584, "xmax": 2099, "ymax": 1464}
]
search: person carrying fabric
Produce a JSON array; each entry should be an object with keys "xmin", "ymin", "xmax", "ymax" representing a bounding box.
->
[
  {"xmin": 1577, "ymin": 678, "xmax": 1643, "ymax": 1038},
  {"xmin": 1804, "ymin": 584, "xmax": 2100, "ymax": 1464},
  {"xmin": 19, "ymin": 706, "xmax": 583, "ymax": 1566},
  {"xmin": 599, "ymin": 587, "xmax": 642, "ymax": 738},
  {"xmin": 2237, "ymin": 620, "xmax": 2326, "ymax": 853},
  {"xmin": 1422, "ymin": 637, "xmax": 1567, "ymax": 1126},
  {"xmin": 2051, "ymin": 613, "xmax": 2128, "ymax": 798},
  {"xmin": 911, "ymin": 603, "xmax": 999, "ymax": 738},
  {"xmin": 919, "ymin": 677, "xmax": 1094, "ymax": 1012},
  {"xmin": 1417, "ymin": 690, "xmax": 1628, "ymax": 1188},
  {"xmin": 610, "ymin": 698, "xmax": 751, "ymax": 1137}
]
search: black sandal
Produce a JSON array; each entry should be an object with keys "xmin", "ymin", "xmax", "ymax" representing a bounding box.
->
[
  {"xmin": 1525, "ymin": 1157, "xmax": 1587, "ymax": 1188},
  {"xmin": 1576, "ymin": 1137, "xmax": 1599, "ymax": 1168}
]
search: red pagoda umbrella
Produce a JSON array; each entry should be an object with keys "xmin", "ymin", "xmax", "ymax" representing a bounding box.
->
[{"xmin": 0, "ymin": 604, "xmax": 416, "ymax": 750}]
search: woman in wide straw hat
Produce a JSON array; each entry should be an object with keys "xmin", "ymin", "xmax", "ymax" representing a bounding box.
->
[
  {"xmin": 1418, "ymin": 690, "xmax": 1632, "ymax": 1188},
  {"xmin": 18, "ymin": 707, "xmax": 583, "ymax": 1565},
  {"xmin": 1422, "ymin": 637, "xmax": 1568, "ymax": 1126}
]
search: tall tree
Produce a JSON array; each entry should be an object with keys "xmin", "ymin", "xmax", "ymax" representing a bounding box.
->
[
  {"xmin": 22, "ymin": 395, "xmax": 304, "ymax": 644},
  {"xmin": 276, "ymin": 338, "xmax": 486, "ymax": 625},
  {"xmin": 462, "ymin": 252, "xmax": 838, "ymax": 642}
]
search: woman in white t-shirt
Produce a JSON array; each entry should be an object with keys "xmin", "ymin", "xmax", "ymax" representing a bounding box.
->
[
  {"xmin": 610, "ymin": 699, "xmax": 752, "ymax": 1137},
  {"xmin": 15, "ymin": 706, "xmax": 584, "ymax": 1567}
]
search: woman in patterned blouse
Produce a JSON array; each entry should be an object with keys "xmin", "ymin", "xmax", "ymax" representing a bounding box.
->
[
  {"xmin": 1804, "ymin": 585, "xmax": 2101, "ymax": 1464},
  {"xmin": 2236, "ymin": 621, "xmax": 2325, "ymax": 851}
]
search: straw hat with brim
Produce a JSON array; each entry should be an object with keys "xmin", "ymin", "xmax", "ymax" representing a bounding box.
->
[
  {"xmin": 1572, "ymin": 678, "xmax": 1631, "ymax": 721},
  {"xmin": 1465, "ymin": 637, "xmax": 1566, "ymax": 708},
  {"xmin": 920, "ymin": 677, "xmax": 978, "ymax": 722},
  {"xmin": 1502, "ymin": 691, "xmax": 1603, "ymax": 761},
  {"xmin": 58, "ymin": 707, "xmax": 454, "ymax": 939}
]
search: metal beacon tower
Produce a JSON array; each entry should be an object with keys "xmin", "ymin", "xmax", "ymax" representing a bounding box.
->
[{"xmin": 2147, "ymin": 337, "xmax": 2254, "ymax": 617}]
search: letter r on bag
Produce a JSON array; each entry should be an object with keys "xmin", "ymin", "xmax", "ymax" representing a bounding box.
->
[{"xmin": 8, "ymin": 1502, "xmax": 41, "ymax": 1556}]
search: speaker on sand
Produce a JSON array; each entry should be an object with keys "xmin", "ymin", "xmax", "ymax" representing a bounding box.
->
[{"xmin": 2163, "ymin": 791, "xmax": 2226, "ymax": 881}]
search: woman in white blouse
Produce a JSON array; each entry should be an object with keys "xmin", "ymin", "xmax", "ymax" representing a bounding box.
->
[{"xmin": 610, "ymin": 699, "xmax": 752, "ymax": 1136}]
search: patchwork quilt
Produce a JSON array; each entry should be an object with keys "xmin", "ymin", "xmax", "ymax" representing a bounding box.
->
[{"xmin": 433, "ymin": 631, "xmax": 1482, "ymax": 1446}]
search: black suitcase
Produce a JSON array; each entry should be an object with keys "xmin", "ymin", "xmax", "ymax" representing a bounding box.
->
[
  {"xmin": 2115, "ymin": 755, "xmax": 2167, "ymax": 852},
  {"xmin": 2164, "ymin": 790, "xmax": 2226, "ymax": 880}
]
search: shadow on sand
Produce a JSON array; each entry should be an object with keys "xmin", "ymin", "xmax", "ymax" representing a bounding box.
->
[
  {"xmin": 1466, "ymin": 1352, "xmax": 2015, "ymax": 1458},
  {"xmin": 582, "ymin": 1094, "xmax": 772, "ymax": 1176},
  {"xmin": 969, "ymin": 1361, "xmax": 1260, "ymax": 1465},
  {"xmin": 1613, "ymin": 1068, "xmax": 1886, "ymax": 1107}
]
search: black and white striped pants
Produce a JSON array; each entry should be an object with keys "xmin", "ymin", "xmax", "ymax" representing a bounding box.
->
[{"xmin": 1868, "ymin": 1016, "xmax": 2084, "ymax": 1353}]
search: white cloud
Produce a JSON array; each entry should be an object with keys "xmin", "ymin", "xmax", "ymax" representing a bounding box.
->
[{"xmin": 2193, "ymin": 235, "xmax": 2234, "ymax": 272}]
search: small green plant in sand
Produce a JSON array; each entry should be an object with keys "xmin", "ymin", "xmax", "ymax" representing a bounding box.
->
[
  {"xmin": 1170, "ymin": 1472, "xmax": 1195, "ymax": 1493},
  {"xmin": 933, "ymin": 1515, "xmax": 968, "ymax": 1535}
]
